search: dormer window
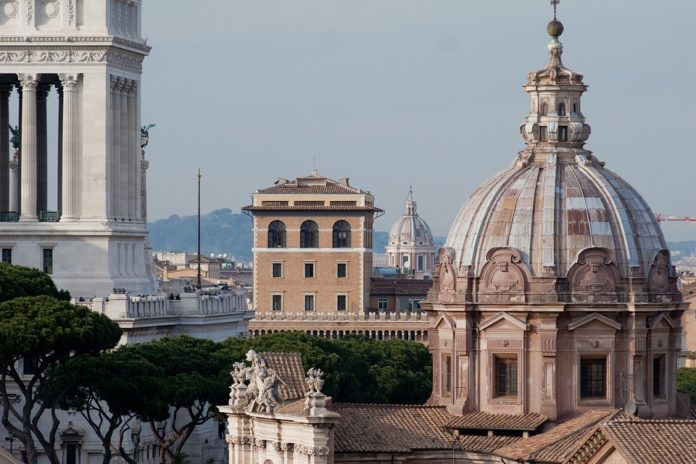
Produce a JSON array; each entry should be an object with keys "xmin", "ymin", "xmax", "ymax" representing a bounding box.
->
[{"xmin": 558, "ymin": 102, "xmax": 566, "ymax": 116}]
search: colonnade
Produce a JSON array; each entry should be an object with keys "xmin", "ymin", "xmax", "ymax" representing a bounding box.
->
[{"xmin": 0, "ymin": 73, "xmax": 79, "ymax": 222}]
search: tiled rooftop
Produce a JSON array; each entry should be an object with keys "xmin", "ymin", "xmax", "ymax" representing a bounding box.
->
[
  {"xmin": 261, "ymin": 352, "xmax": 307, "ymax": 402},
  {"xmin": 446, "ymin": 412, "xmax": 547, "ymax": 432},
  {"xmin": 332, "ymin": 404, "xmax": 456, "ymax": 453},
  {"xmin": 494, "ymin": 409, "xmax": 621, "ymax": 463},
  {"xmin": 598, "ymin": 419, "xmax": 696, "ymax": 464}
]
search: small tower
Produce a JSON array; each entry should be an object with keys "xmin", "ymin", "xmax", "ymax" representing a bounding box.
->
[
  {"xmin": 0, "ymin": 1, "xmax": 155, "ymax": 297},
  {"xmin": 386, "ymin": 188, "xmax": 435, "ymax": 277}
]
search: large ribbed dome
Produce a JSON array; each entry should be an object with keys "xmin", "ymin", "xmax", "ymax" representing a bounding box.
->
[
  {"xmin": 445, "ymin": 153, "xmax": 666, "ymax": 280},
  {"xmin": 438, "ymin": 20, "xmax": 676, "ymax": 302},
  {"xmin": 389, "ymin": 189, "xmax": 434, "ymax": 247}
]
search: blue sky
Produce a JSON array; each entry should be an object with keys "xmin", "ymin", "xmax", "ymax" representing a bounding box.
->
[{"xmin": 141, "ymin": 1, "xmax": 696, "ymax": 240}]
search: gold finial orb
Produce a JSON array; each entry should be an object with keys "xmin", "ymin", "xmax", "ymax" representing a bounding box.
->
[{"xmin": 547, "ymin": 19, "xmax": 564, "ymax": 38}]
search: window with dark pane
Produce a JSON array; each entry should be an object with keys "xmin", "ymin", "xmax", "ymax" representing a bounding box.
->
[{"xmin": 580, "ymin": 358, "xmax": 606, "ymax": 399}]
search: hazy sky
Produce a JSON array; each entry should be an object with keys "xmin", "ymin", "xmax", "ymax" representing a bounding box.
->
[{"xmin": 140, "ymin": 1, "xmax": 696, "ymax": 241}]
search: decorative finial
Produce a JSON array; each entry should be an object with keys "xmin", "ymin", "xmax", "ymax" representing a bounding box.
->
[{"xmin": 547, "ymin": 0, "xmax": 564, "ymax": 38}]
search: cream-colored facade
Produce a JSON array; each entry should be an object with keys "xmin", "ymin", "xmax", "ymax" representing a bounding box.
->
[{"xmin": 244, "ymin": 172, "xmax": 380, "ymax": 314}]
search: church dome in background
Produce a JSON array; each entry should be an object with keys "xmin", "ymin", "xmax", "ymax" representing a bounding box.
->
[{"xmin": 387, "ymin": 189, "xmax": 435, "ymax": 276}]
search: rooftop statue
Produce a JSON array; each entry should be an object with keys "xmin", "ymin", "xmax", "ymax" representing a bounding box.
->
[{"xmin": 9, "ymin": 124, "xmax": 19, "ymax": 150}]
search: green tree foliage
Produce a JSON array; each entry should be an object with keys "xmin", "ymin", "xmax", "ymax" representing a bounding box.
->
[
  {"xmin": 677, "ymin": 368, "xmax": 696, "ymax": 403},
  {"xmin": 0, "ymin": 296, "xmax": 121, "ymax": 464},
  {"xmin": 220, "ymin": 332, "xmax": 432, "ymax": 404},
  {"xmin": 50, "ymin": 349, "xmax": 164, "ymax": 464},
  {"xmin": 0, "ymin": 263, "xmax": 70, "ymax": 302},
  {"xmin": 128, "ymin": 336, "xmax": 230, "ymax": 463}
]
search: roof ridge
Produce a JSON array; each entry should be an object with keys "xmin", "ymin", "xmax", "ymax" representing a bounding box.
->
[{"xmin": 332, "ymin": 403, "xmax": 444, "ymax": 409}]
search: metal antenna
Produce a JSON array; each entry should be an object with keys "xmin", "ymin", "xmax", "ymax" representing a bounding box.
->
[{"xmin": 197, "ymin": 168, "xmax": 202, "ymax": 289}]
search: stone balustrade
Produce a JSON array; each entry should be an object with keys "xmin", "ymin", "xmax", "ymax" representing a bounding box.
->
[{"xmin": 250, "ymin": 311, "xmax": 430, "ymax": 343}]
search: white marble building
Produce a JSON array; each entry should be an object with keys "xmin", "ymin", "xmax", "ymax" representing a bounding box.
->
[
  {"xmin": 0, "ymin": 0, "xmax": 154, "ymax": 298},
  {"xmin": 0, "ymin": 2, "xmax": 253, "ymax": 463}
]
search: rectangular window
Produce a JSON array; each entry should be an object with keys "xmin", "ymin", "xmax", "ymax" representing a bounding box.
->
[
  {"xmin": 304, "ymin": 294, "xmax": 314, "ymax": 311},
  {"xmin": 494, "ymin": 356, "xmax": 518, "ymax": 397},
  {"xmin": 653, "ymin": 355, "xmax": 665, "ymax": 398},
  {"xmin": 22, "ymin": 356, "xmax": 37, "ymax": 376},
  {"xmin": 42, "ymin": 248, "xmax": 53, "ymax": 275},
  {"xmin": 443, "ymin": 354, "xmax": 453, "ymax": 395},
  {"xmin": 559, "ymin": 125, "xmax": 568, "ymax": 142},
  {"xmin": 1, "ymin": 248, "xmax": 11, "ymax": 264},
  {"xmin": 65, "ymin": 444, "xmax": 77, "ymax": 464},
  {"xmin": 304, "ymin": 262, "xmax": 315, "ymax": 278},
  {"xmin": 399, "ymin": 298, "xmax": 409, "ymax": 312},
  {"xmin": 417, "ymin": 255, "xmax": 424, "ymax": 271},
  {"xmin": 272, "ymin": 262, "xmax": 282, "ymax": 278},
  {"xmin": 539, "ymin": 126, "xmax": 548, "ymax": 142},
  {"xmin": 337, "ymin": 294, "xmax": 347, "ymax": 311},
  {"xmin": 271, "ymin": 294, "xmax": 282, "ymax": 311},
  {"xmin": 337, "ymin": 262, "xmax": 348, "ymax": 278},
  {"xmin": 378, "ymin": 298, "xmax": 388, "ymax": 311},
  {"xmin": 413, "ymin": 299, "xmax": 421, "ymax": 311},
  {"xmin": 580, "ymin": 357, "xmax": 607, "ymax": 399}
]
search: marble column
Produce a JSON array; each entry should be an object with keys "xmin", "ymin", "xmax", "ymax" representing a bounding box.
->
[
  {"xmin": 111, "ymin": 76, "xmax": 122, "ymax": 219},
  {"xmin": 57, "ymin": 86, "xmax": 63, "ymax": 213},
  {"xmin": 19, "ymin": 74, "xmax": 38, "ymax": 221},
  {"xmin": 59, "ymin": 74, "xmax": 79, "ymax": 221},
  {"xmin": 119, "ymin": 82, "xmax": 129, "ymax": 220},
  {"xmin": 0, "ymin": 84, "xmax": 11, "ymax": 212},
  {"xmin": 36, "ymin": 83, "xmax": 50, "ymax": 215},
  {"xmin": 128, "ymin": 83, "xmax": 137, "ymax": 220}
]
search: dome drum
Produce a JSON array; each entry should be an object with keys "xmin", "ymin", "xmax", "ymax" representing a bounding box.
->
[{"xmin": 429, "ymin": 245, "xmax": 680, "ymax": 307}]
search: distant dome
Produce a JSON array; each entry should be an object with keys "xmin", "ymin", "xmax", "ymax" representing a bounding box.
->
[
  {"xmin": 389, "ymin": 189, "xmax": 434, "ymax": 248},
  {"xmin": 386, "ymin": 189, "xmax": 436, "ymax": 275}
]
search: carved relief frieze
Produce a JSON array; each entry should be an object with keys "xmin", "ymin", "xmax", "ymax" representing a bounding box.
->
[
  {"xmin": 295, "ymin": 445, "xmax": 329, "ymax": 456},
  {"xmin": 568, "ymin": 248, "xmax": 618, "ymax": 303},
  {"xmin": 647, "ymin": 250, "xmax": 672, "ymax": 302},
  {"xmin": 479, "ymin": 248, "xmax": 528, "ymax": 303},
  {"xmin": 0, "ymin": 47, "xmax": 143, "ymax": 71},
  {"xmin": 436, "ymin": 247, "xmax": 457, "ymax": 301}
]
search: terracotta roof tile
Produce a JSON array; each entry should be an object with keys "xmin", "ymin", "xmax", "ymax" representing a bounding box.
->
[
  {"xmin": 258, "ymin": 185, "xmax": 358, "ymax": 194},
  {"xmin": 274, "ymin": 399, "xmax": 307, "ymax": 415},
  {"xmin": 455, "ymin": 435, "xmax": 521, "ymax": 454},
  {"xmin": 260, "ymin": 352, "xmax": 307, "ymax": 402},
  {"xmin": 332, "ymin": 404, "xmax": 456, "ymax": 453},
  {"xmin": 446, "ymin": 412, "xmax": 547, "ymax": 432},
  {"xmin": 495, "ymin": 409, "xmax": 620, "ymax": 463},
  {"xmin": 598, "ymin": 419, "xmax": 696, "ymax": 464}
]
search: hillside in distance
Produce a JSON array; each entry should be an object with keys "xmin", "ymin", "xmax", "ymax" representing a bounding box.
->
[
  {"xmin": 148, "ymin": 209, "xmax": 695, "ymax": 263},
  {"xmin": 148, "ymin": 209, "xmax": 447, "ymax": 262}
]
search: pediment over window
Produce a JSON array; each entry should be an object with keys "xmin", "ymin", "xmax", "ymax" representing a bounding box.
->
[
  {"xmin": 649, "ymin": 312, "xmax": 676, "ymax": 331},
  {"xmin": 479, "ymin": 312, "xmax": 528, "ymax": 332},
  {"xmin": 567, "ymin": 312, "xmax": 622, "ymax": 332},
  {"xmin": 433, "ymin": 314, "xmax": 455, "ymax": 330}
]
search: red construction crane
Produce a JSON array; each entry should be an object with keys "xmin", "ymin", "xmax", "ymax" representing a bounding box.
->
[{"xmin": 655, "ymin": 214, "xmax": 696, "ymax": 223}]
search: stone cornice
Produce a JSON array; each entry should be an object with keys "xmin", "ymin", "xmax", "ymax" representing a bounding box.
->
[{"xmin": 0, "ymin": 35, "xmax": 150, "ymax": 52}]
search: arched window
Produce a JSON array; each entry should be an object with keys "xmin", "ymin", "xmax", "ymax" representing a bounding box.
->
[
  {"xmin": 558, "ymin": 102, "xmax": 566, "ymax": 116},
  {"xmin": 540, "ymin": 102, "xmax": 548, "ymax": 116},
  {"xmin": 267, "ymin": 221, "xmax": 286, "ymax": 248},
  {"xmin": 332, "ymin": 220, "xmax": 351, "ymax": 248},
  {"xmin": 300, "ymin": 220, "xmax": 319, "ymax": 248}
]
